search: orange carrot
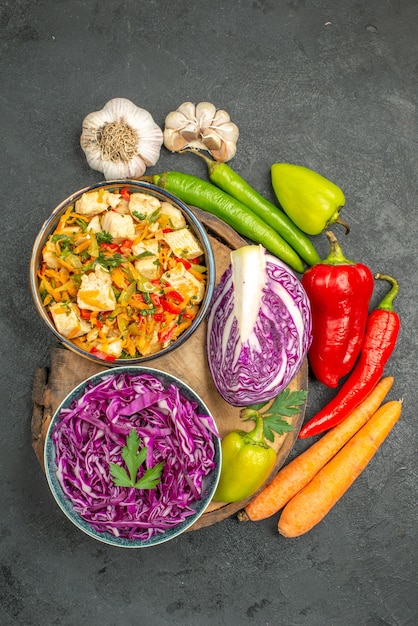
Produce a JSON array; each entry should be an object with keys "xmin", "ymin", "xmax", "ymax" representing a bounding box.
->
[
  {"xmin": 278, "ymin": 399, "xmax": 403, "ymax": 538},
  {"xmin": 240, "ymin": 377, "xmax": 394, "ymax": 522}
]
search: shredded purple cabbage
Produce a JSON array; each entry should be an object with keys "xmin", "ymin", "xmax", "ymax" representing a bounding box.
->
[{"xmin": 51, "ymin": 372, "xmax": 218, "ymax": 540}]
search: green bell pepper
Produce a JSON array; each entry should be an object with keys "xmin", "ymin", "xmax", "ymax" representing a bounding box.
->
[
  {"xmin": 271, "ymin": 163, "xmax": 350, "ymax": 236},
  {"xmin": 213, "ymin": 414, "xmax": 276, "ymax": 503}
]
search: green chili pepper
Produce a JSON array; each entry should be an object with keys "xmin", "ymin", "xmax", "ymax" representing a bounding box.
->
[
  {"xmin": 213, "ymin": 413, "xmax": 276, "ymax": 503},
  {"xmin": 153, "ymin": 171, "xmax": 305, "ymax": 273},
  {"xmin": 189, "ymin": 151, "xmax": 321, "ymax": 267},
  {"xmin": 271, "ymin": 163, "xmax": 350, "ymax": 236}
]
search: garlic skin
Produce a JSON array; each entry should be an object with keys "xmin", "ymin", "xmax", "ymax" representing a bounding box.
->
[
  {"xmin": 164, "ymin": 101, "xmax": 239, "ymax": 162},
  {"xmin": 80, "ymin": 98, "xmax": 163, "ymax": 180}
]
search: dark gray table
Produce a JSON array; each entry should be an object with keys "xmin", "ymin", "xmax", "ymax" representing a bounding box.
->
[{"xmin": 1, "ymin": 1, "xmax": 417, "ymax": 624}]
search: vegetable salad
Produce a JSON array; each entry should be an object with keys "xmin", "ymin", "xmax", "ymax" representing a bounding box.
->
[
  {"xmin": 51, "ymin": 371, "xmax": 218, "ymax": 540},
  {"xmin": 38, "ymin": 187, "xmax": 208, "ymax": 360}
]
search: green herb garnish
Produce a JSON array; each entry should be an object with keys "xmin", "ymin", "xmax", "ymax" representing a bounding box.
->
[
  {"xmin": 242, "ymin": 388, "xmax": 308, "ymax": 442},
  {"xmin": 96, "ymin": 231, "xmax": 113, "ymax": 244},
  {"xmin": 110, "ymin": 428, "xmax": 164, "ymax": 490}
]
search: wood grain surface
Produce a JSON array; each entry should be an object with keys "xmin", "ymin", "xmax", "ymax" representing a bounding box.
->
[{"xmin": 31, "ymin": 206, "xmax": 308, "ymax": 531}]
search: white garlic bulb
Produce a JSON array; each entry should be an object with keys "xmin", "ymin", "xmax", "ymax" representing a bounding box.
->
[
  {"xmin": 80, "ymin": 98, "xmax": 164, "ymax": 180},
  {"xmin": 163, "ymin": 101, "xmax": 239, "ymax": 162}
]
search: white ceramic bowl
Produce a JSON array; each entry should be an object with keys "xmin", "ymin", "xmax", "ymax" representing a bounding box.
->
[{"xmin": 44, "ymin": 367, "xmax": 221, "ymax": 548}]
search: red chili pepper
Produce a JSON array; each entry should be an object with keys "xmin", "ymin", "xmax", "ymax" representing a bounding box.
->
[
  {"xmin": 299, "ymin": 274, "xmax": 400, "ymax": 439},
  {"xmin": 90, "ymin": 346, "xmax": 116, "ymax": 362},
  {"xmin": 302, "ymin": 231, "xmax": 374, "ymax": 387},
  {"xmin": 120, "ymin": 239, "xmax": 133, "ymax": 249},
  {"xmin": 120, "ymin": 187, "xmax": 130, "ymax": 202},
  {"xmin": 162, "ymin": 227, "xmax": 174, "ymax": 233},
  {"xmin": 153, "ymin": 312, "xmax": 165, "ymax": 322}
]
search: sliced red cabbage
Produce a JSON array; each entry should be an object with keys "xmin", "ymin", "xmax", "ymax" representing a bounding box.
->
[
  {"xmin": 51, "ymin": 372, "xmax": 218, "ymax": 540},
  {"xmin": 207, "ymin": 245, "xmax": 312, "ymax": 406}
]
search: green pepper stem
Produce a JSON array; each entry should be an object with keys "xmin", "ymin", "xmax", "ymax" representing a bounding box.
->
[
  {"xmin": 323, "ymin": 230, "xmax": 355, "ymax": 265},
  {"xmin": 240, "ymin": 410, "xmax": 267, "ymax": 445},
  {"xmin": 334, "ymin": 215, "xmax": 351, "ymax": 235},
  {"xmin": 136, "ymin": 175, "xmax": 155, "ymax": 183},
  {"xmin": 180, "ymin": 148, "xmax": 220, "ymax": 177},
  {"xmin": 375, "ymin": 273, "xmax": 399, "ymax": 311}
]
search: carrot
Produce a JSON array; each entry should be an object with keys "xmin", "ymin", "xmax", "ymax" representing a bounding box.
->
[
  {"xmin": 240, "ymin": 377, "xmax": 394, "ymax": 522},
  {"xmin": 278, "ymin": 399, "xmax": 403, "ymax": 538}
]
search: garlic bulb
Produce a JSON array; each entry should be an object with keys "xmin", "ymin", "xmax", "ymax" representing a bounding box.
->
[
  {"xmin": 80, "ymin": 98, "xmax": 163, "ymax": 180},
  {"xmin": 163, "ymin": 101, "xmax": 239, "ymax": 162}
]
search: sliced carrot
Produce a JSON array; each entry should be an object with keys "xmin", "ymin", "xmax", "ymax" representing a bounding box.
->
[
  {"xmin": 278, "ymin": 399, "xmax": 403, "ymax": 538},
  {"xmin": 241, "ymin": 376, "xmax": 394, "ymax": 522}
]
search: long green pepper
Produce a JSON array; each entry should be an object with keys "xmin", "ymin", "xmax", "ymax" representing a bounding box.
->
[
  {"xmin": 191, "ymin": 152, "xmax": 321, "ymax": 267},
  {"xmin": 153, "ymin": 171, "xmax": 305, "ymax": 273}
]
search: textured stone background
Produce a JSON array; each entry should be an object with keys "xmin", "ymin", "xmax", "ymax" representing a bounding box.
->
[{"xmin": 1, "ymin": 1, "xmax": 417, "ymax": 624}]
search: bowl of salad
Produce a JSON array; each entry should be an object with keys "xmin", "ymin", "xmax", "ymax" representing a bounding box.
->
[
  {"xmin": 30, "ymin": 180, "xmax": 215, "ymax": 365},
  {"xmin": 44, "ymin": 367, "xmax": 221, "ymax": 547}
]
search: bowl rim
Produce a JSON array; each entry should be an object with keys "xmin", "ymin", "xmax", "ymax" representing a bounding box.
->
[
  {"xmin": 29, "ymin": 179, "xmax": 216, "ymax": 366},
  {"xmin": 44, "ymin": 365, "xmax": 222, "ymax": 548}
]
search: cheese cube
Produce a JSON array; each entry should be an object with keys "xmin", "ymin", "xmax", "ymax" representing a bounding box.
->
[
  {"xmin": 101, "ymin": 212, "xmax": 135, "ymax": 242},
  {"xmin": 77, "ymin": 266, "xmax": 117, "ymax": 311},
  {"xmin": 162, "ymin": 228, "xmax": 204, "ymax": 260},
  {"xmin": 162, "ymin": 263, "xmax": 205, "ymax": 303},
  {"xmin": 49, "ymin": 303, "xmax": 91, "ymax": 338},
  {"xmin": 160, "ymin": 202, "xmax": 186, "ymax": 230}
]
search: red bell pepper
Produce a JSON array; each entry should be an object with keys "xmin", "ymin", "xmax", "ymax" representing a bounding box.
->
[
  {"xmin": 79, "ymin": 309, "xmax": 91, "ymax": 321},
  {"xmin": 175, "ymin": 257, "xmax": 191, "ymax": 270},
  {"xmin": 302, "ymin": 231, "xmax": 374, "ymax": 388},
  {"xmin": 90, "ymin": 346, "xmax": 116, "ymax": 362},
  {"xmin": 100, "ymin": 242, "xmax": 120, "ymax": 253},
  {"xmin": 299, "ymin": 274, "xmax": 400, "ymax": 438},
  {"xmin": 158, "ymin": 326, "xmax": 175, "ymax": 343},
  {"xmin": 161, "ymin": 298, "xmax": 183, "ymax": 315},
  {"xmin": 120, "ymin": 187, "xmax": 130, "ymax": 202}
]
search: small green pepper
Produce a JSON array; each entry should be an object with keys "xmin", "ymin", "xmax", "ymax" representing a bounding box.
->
[
  {"xmin": 271, "ymin": 163, "xmax": 350, "ymax": 236},
  {"xmin": 213, "ymin": 414, "xmax": 276, "ymax": 503}
]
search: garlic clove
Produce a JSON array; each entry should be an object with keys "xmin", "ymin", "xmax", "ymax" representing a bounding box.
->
[
  {"xmin": 210, "ymin": 141, "xmax": 237, "ymax": 163},
  {"xmin": 180, "ymin": 122, "xmax": 201, "ymax": 143},
  {"xmin": 137, "ymin": 134, "xmax": 165, "ymax": 167},
  {"xmin": 164, "ymin": 110, "xmax": 192, "ymax": 131},
  {"xmin": 101, "ymin": 159, "xmax": 132, "ymax": 181},
  {"xmin": 176, "ymin": 101, "xmax": 197, "ymax": 121},
  {"xmin": 213, "ymin": 121, "xmax": 240, "ymax": 144},
  {"xmin": 200, "ymin": 130, "xmax": 223, "ymax": 151},
  {"xmin": 163, "ymin": 128, "xmax": 190, "ymax": 152},
  {"xmin": 210, "ymin": 108, "xmax": 233, "ymax": 128},
  {"xmin": 126, "ymin": 155, "xmax": 147, "ymax": 178},
  {"xmin": 195, "ymin": 102, "xmax": 217, "ymax": 129}
]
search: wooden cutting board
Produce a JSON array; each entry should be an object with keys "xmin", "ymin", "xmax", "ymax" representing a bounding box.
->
[{"xmin": 31, "ymin": 206, "xmax": 308, "ymax": 531}]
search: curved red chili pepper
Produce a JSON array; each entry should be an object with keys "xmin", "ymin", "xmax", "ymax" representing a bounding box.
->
[
  {"xmin": 299, "ymin": 274, "xmax": 400, "ymax": 439},
  {"xmin": 302, "ymin": 231, "xmax": 374, "ymax": 388}
]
